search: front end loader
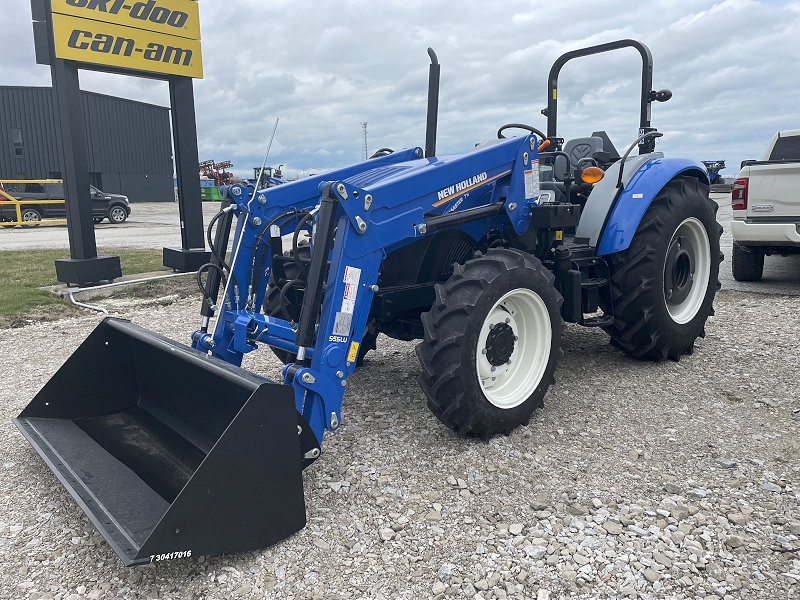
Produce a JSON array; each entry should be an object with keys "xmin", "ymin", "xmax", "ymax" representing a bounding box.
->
[{"xmin": 15, "ymin": 39, "xmax": 721, "ymax": 566}]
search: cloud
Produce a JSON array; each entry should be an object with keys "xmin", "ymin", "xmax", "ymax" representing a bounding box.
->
[{"xmin": 1, "ymin": 0, "xmax": 799, "ymax": 179}]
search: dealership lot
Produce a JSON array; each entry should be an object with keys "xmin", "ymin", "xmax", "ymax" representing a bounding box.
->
[
  {"xmin": 1, "ymin": 193, "xmax": 798, "ymax": 599},
  {"xmin": 2, "ymin": 194, "xmax": 798, "ymax": 295}
]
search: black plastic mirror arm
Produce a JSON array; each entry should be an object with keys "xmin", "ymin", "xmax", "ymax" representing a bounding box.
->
[{"xmin": 616, "ymin": 131, "xmax": 664, "ymax": 190}]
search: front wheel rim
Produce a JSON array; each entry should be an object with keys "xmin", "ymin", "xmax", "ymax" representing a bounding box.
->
[
  {"xmin": 476, "ymin": 288, "xmax": 552, "ymax": 409},
  {"xmin": 664, "ymin": 217, "xmax": 710, "ymax": 324},
  {"xmin": 110, "ymin": 208, "xmax": 125, "ymax": 222}
]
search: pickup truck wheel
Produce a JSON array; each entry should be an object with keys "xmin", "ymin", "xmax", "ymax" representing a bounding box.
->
[
  {"xmin": 731, "ymin": 242, "xmax": 764, "ymax": 281},
  {"xmin": 108, "ymin": 206, "xmax": 128, "ymax": 224},
  {"xmin": 416, "ymin": 249, "xmax": 563, "ymax": 439},
  {"xmin": 603, "ymin": 176, "xmax": 721, "ymax": 361},
  {"xmin": 20, "ymin": 207, "xmax": 42, "ymax": 227}
]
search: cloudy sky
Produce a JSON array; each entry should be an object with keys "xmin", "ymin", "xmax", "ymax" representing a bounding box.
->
[{"xmin": 3, "ymin": 0, "xmax": 799, "ymax": 179}]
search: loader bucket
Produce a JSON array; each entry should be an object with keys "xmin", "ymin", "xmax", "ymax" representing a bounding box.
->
[{"xmin": 13, "ymin": 318, "xmax": 306, "ymax": 566}]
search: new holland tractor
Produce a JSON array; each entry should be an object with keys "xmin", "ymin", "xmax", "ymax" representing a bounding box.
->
[{"xmin": 14, "ymin": 40, "xmax": 722, "ymax": 565}]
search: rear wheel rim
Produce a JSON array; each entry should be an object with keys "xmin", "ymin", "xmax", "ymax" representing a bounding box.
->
[
  {"xmin": 21, "ymin": 210, "xmax": 39, "ymax": 222},
  {"xmin": 664, "ymin": 217, "xmax": 710, "ymax": 324},
  {"xmin": 476, "ymin": 288, "xmax": 551, "ymax": 409}
]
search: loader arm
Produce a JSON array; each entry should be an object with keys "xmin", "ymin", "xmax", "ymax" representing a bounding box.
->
[{"xmin": 193, "ymin": 134, "xmax": 541, "ymax": 447}]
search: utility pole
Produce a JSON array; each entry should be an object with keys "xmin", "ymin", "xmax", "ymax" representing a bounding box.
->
[{"xmin": 361, "ymin": 122, "xmax": 368, "ymax": 161}]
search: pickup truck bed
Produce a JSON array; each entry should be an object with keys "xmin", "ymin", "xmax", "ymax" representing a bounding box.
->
[{"xmin": 731, "ymin": 130, "xmax": 800, "ymax": 281}]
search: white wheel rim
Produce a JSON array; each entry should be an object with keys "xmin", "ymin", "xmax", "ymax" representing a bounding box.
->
[
  {"xmin": 664, "ymin": 217, "xmax": 710, "ymax": 324},
  {"xmin": 476, "ymin": 288, "xmax": 552, "ymax": 409}
]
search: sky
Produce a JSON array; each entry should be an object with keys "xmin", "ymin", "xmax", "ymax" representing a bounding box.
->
[{"xmin": 2, "ymin": 0, "xmax": 799, "ymax": 180}]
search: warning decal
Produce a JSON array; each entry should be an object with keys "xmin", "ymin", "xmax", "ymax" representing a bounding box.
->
[
  {"xmin": 344, "ymin": 266, "xmax": 361, "ymax": 285},
  {"xmin": 524, "ymin": 159, "xmax": 540, "ymax": 200},
  {"xmin": 347, "ymin": 342, "xmax": 360, "ymax": 363},
  {"xmin": 341, "ymin": 266, "xmax": 361, "ymax": 316}
]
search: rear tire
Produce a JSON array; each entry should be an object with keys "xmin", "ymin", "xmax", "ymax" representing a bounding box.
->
[
  {"xmin": 603, "ymin": 176, "xmax": 721, "ymax": 361},
  {"xmin": 20, "ymin": 207, "xmax": 41, "ymax": 227},
  {"xmin": 416, "ymin": 248, "xmax": 563, "ymax": 439},
  {"xmin": 732, "ymin": 242, "xmax": 764, "ymax": 281}
]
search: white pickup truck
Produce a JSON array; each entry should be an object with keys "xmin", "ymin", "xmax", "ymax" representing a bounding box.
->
[{"xmin": 731, "ymin": 129, "xmax": 800, "ymax": 281}]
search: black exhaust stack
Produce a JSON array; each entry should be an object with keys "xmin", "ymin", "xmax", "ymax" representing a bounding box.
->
[
  {"xmin": 14, "ymin": 318, "xmax": 305, "ymax": 566},
  {"xmin": 425, "ymin": 47, "xmax": 440, "ymax": 158}
]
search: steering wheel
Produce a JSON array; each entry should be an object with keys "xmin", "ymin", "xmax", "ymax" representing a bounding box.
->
[{"xmin": 497, "ymin": 123, "xmax": 547, "ymax": 141}]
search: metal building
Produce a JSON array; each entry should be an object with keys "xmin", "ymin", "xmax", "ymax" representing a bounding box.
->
[{"xmin": 0, "ymin": 86, "xmax": 173, "ymax": 202}]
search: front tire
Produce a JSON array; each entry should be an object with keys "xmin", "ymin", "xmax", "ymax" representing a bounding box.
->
[
  {"xmin": 416, "ymin": 249, "xmax": 563, "ymax": 439},
  {"xmin": 731, "ymin": 242, "xmax": 764, "ymax": 281},
  {"xmin": 263, "ymin": 245, "xmax": 376, "ymax": 366},
  {"xmin": 108, "ymin": 206, "xmax": 128, "ymax": 224},
  {"xmin": 603, "ymin": 176, "xmax": 722, "ymax": 361}
]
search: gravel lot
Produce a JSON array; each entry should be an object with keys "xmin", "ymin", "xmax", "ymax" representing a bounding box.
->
[{"xmin": 1, "ymin": 286, "xmax": 798, "ymax": 600}]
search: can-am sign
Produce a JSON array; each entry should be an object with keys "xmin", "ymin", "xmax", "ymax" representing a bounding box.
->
[{"xmin": 50, "ymin": 0, "xmax": 202, "ymax": 78}]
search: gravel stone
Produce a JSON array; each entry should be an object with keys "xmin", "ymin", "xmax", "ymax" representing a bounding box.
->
[
  {"xmin": 760, "ymin": 482, "xmax": 783, "ymax": 493},
  {"xmin": 603, "ymin": 521, "xmax": 623, "ymax": 535},
  {"xmin": 524, "ymin": 545, "xmax": 547, "ymax": 559},
  {"xmin": 715, "ymin": 458, "xmax": 737, "ymax": 469},
  {"xmin": 725, "ymin": 535, "xmax": 746, "ymax": 548},
  {"xmin": 688, "ymin": 487, "xmax": 708, "ymax": 498},
  {"xmin": 643, "ymin": 568, "xmax": 661, "ymax": 583},
  {"xmin": 1, "ymin": 284, "xmax": 798, "ymax": 598}
]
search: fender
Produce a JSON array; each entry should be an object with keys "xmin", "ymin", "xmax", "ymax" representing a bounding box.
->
[{"xmin": 595, "ymin": 157, "xmax": 709, "ymax": 255}]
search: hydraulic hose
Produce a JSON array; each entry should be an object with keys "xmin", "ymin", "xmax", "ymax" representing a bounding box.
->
[
  {"xmin": 206, "ymin": 209, "xmax": 238, "ymax": 293},
  {"xmin": 279, "ymin": 279, "xmax": 306, "ymax": 323},
  {"xmin": 197, "ymin": 262, "xmax": 227, "ymax": 302},
  {"xmin": 249, "ymin": 210, "xmax": 310, "ymax": 296}
]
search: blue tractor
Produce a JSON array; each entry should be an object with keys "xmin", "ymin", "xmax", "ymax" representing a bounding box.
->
[
  {"xmin": 15, "ymin": 40, "xmax": 721, "ymax": 566},
  {"xmin": 702, "ymin": 160, "xmax": 726, "ymax": 185}
]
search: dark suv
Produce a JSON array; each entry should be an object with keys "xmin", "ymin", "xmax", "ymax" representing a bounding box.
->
[{"xmin": 0, "ymin": 182, "xmax": 131, "ymax": 224}]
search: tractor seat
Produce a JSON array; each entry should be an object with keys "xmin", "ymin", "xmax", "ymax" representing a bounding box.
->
[{"xmin": 554, "ymin": 136, "xmax": 605, "ymax": 179}]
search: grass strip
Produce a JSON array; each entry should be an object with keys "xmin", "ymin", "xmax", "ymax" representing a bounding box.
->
[{"xmin": 0, "ymin": 248, "xmax": 169, "ymax": 319}]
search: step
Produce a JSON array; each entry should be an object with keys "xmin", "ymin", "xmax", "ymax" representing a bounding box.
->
[{"xmin": 582, "ymin": 314, "xmax": 614, "ymax": 327}]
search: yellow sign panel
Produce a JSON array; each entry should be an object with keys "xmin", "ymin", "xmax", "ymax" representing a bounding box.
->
[
  {"xmin": 51, "ymin": 0, "xmax": 200, "ymax": 41},
  {"xmin": 52, "ymin": 12, "xmax": 203, "ymax": 78}
]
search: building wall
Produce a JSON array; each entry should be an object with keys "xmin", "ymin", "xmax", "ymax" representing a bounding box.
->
[{"xmin": 0, "ymin": 86, "xmax": 174, "ymax": 202}]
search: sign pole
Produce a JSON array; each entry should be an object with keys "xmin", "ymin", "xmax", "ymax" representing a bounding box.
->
[
  {"xmin": 37, "ymin": 0, "xmax": 122, "ymax": 284},
  {"xmin": 163, "ymin": 75, "xmax": 209, "ymax": 272},
  {"xmin": 32, "ymin": 0, "xmax": 209, "ymax": 281}
]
